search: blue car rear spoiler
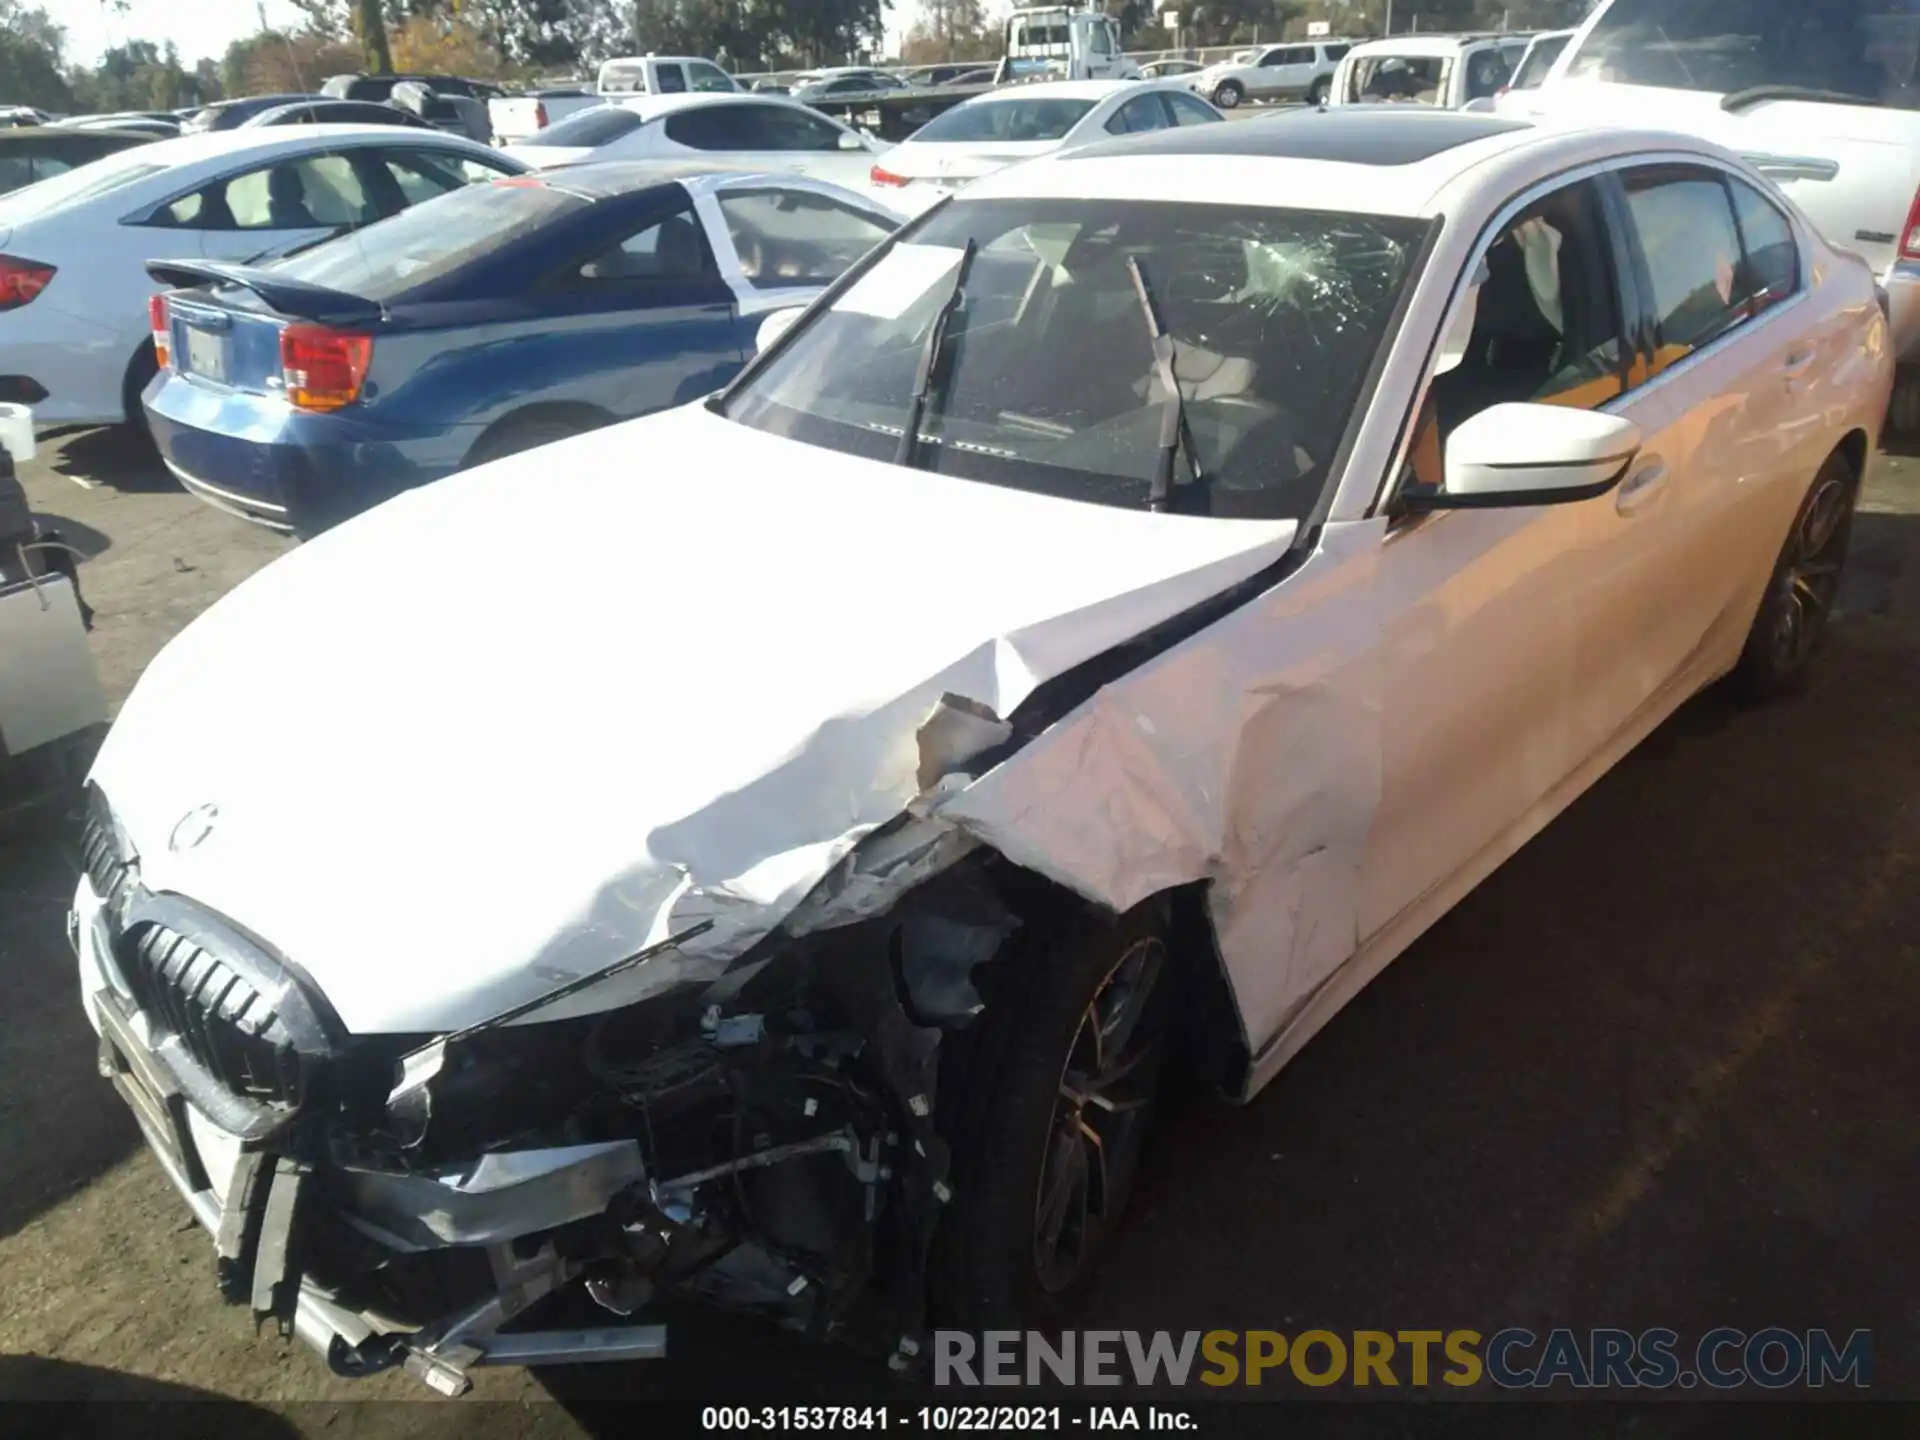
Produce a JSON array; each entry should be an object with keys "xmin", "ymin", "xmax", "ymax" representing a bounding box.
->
[{"xmin": 145, "ymin": 258, "xmax": 383, "ymax": 328}]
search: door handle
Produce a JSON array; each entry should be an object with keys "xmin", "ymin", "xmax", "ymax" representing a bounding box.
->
[
  {"xmin": 1781, "ymin": 346, "xmax": 1818, "ymax": 380},
  {"xmin": 1615, "ymin": 460, "xmax": 1670, "ymax": 516}
]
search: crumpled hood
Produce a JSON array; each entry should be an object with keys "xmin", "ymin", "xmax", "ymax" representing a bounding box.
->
[{"xmin": 93, "ymin": 403, "xmax": 1295, "ymax": 1033}]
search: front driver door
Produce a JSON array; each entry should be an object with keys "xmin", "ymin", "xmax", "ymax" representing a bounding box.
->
[{"xmin": 1358, "ymin": 172, "xmax": 1639, "ymax": 944}]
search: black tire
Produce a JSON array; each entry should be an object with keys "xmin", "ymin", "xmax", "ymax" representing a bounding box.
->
[
  {"xmin": 932, "ymin": 903, "xmax": 1176, "ymax": 1328},
  {"xmin": 466, "ymin": 412, "xmax": 594, "ymax": 468},
  {"xmin": 1888, "ymin": 363, "xmax": 1920, "ymax": 436},
  {"xmin": 122, "ymin": 341, "xmax": 159, "ymax": 450},
  {"xmin": 1729, "ymin": 448, "xmax": 1858, "ymax": 703},
  {"xmin": 1308, "ymin": 76, "xmax": 1331, "ymax": 106},
  {"xmin": 1213, "ymin": 80, "xmax": 1244, "ymax": 109}
]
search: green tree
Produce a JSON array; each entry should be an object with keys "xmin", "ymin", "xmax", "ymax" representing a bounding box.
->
[{"xmin": 0, "ymin": 0, "xmax": 72, "ymax": 111}]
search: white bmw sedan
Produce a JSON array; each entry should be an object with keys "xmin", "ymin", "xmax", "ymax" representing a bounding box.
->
[
  {"xmin": 0, "ymin": 125, "xmax": 525, "ymax": 430},
  {"xmin": 74, "ymin": 110, "xmax": 1889, "ymax": 1390}
]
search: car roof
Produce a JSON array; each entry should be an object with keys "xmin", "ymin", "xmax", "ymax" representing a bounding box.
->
[
  {"xmin": 536, "ymin": 160, "xmax": 898, "ymax": 213},
  {"xmin": 959, "ymin": 80, "xmax": 1140, "ymax": 103},
  {"xmin": 0, "ymin": 127, "xmax": 150, "ymax": 149},
  {"xmin": 606, "ymin": 91, "xmax": 817, "ymax": 119},
  {"xmin": 970, "ymin": 110, "xmax": 1737, "ymax": 219},
  {"xmin": 534, "ymin": 159, "xmax": 798, "ymax": 199},
  {"xmin": 202, "ymin": 93, "xmax": 316, "ymax": 110},
  {"xmin": 1069, "ymin": 107, "xmax": 1533, "ymax": 169},
  {"xmin": 82, "ymin": 123, "xmax": 488, "ymax": 168},
  {"xmin": 1344, "ymin": 33, "xmax": 1512, "ymax": 57}
]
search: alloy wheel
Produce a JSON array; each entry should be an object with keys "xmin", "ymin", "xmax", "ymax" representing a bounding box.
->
[
  {"xmin": 1031, "ymin": 936, "xmax": 1168, "ymax": 1294},
  {"xmin": 1768, "ymin": 472, "xmax": 1851, "ymax": 671}
]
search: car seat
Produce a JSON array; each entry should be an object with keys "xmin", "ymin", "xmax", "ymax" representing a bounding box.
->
[
  {"xmin": 655, "ymin": 213, "xmax": 708, "ymax": 277},
  {"xmin": 267, "ymin": 166, "xmax": 318, "ymax": 229},
  {"xmin": 1429, "ymin": 230, "xmax": 1564, "ymax": 437}
]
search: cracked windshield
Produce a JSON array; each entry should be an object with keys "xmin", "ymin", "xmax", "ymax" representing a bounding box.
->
[{"xmin": 724, "ymin": 198, "xmax": 1427, "ymax": 518}]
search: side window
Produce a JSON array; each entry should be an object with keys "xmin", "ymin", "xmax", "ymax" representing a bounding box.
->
[
  {"xmin": 572, "ymin": 203, "xmax": 717, "ymax": 285},
  {"xmin": 688, "ymin": 62, "xmax": 735, "ymax": 94},
  {"xmin": 1466, "ymin": 49, "xmax": 1511, "ymax": 100},
  {"xmin": 1324, "ymin": 44, "xmax": 1351, "ymax": 62},
  {"xmin": 1104, "ymin": 95, "xmax": 1167, "ymax": 135},
  {"xmin": 1407, "ymin": 180, "xmax": 1626, "ymax": 493},
  {"xmin": 734, "ymin": 103, "xmax": 848, "ymax": 152},
  {"xmin": 163, "ymin": 154, "xmax": 378, "ymax": 231},
  {"xmin": 664, "ymin": 107, "xmax": 743, "ymax": 150},
  {"xmin": 1260, "ymin": 49, "xmax": 1287, "ymax": 67},
  {"xmin": 381, "ymin": 149, "xmax": 508, "ymax": 206},
  {"xmin": 1728, "ymin": 178, "xmax": 1799, "ymax": 317},
  {"xmin": 1620, "ymin": 166, "xmax": 1749, "ymax": 375},
  {"xmin": 655, "ymin": 64, "xmax": 688, "ymax": 94},
  {"xmin": 717, "ymin": 189, "xmax": 893, "ymax": 288},
  {"xmin": 0, "ymin": 156, "xmax": 32, "ymax": 192},
  {"xmin": 1166, "ymin": 93, "xmax": 1222, "ymax": 126}
]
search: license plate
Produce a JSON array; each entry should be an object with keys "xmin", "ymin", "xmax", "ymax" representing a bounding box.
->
[{"xmin": 184, "ymin": 325, "xmax": 227, "ymax": 384}]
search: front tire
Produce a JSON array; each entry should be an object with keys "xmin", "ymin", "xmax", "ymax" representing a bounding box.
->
[
  {"xmin": 933, "ymin": 905, "xmax": 1175, "ymax": 1328},
  {"xmin": 1308, "ymin": 76, "xmax": 1331, "ymax": 106},
  {"xmin": 1213, "ymin": 80, "xmax": 1244, "ymax": 109},
  {"xmin": 1729, "ymin": 449, "xmax": 1858, "ymax": 702}
]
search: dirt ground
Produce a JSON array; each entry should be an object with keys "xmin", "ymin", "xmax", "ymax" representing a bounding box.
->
[{"xmin": 1, "ymin": 426, "xmax": 1916, "ymax": 1430}]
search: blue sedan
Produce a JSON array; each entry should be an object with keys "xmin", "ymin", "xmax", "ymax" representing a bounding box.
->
[{"xmin": 143, "ymin": 163, "xmax": 903, "ymax": 536}]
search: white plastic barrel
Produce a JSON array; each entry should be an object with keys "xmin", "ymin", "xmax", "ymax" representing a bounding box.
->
[{"xmin": 0, "ymin": 403, "xmax": 34, "ymax": 465}]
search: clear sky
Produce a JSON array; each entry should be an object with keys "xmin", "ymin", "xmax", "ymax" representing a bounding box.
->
[
  {"xmin": 48, "ymin": 0, "xmax": 955, "ymax": 68},
  {"xmin": 51, "ymin": 0, "xmax": 309, "ymax": 68}
]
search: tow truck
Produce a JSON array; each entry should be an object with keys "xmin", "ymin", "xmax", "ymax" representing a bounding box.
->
[{"xmin": 803, "ymin": 4, "xmax": 1141, "ymax": 141}]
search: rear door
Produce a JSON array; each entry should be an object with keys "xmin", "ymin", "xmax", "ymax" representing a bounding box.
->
[{"xmin": 1568, "ymin": 159, "xmax": 1833, "ymax": 747}]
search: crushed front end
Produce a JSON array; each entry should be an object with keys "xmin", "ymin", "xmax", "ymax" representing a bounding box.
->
[{"xmin": 72, "ymin": 788, "xmax": 1010, "ymax": 1396}]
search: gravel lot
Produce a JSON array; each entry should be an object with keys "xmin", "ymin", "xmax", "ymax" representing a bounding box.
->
[{"xmin": 2, "ymin": 423, "xmax": 1916, "ymax": 1427}]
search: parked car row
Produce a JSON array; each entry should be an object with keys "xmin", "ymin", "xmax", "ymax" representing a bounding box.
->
[
  {"xmin": 63, "ymin": 99, "xmax": 1893, "ymax": 1401},
  {"xmin": 145, "ymin": 164, "xmax": 902, "ymax": 535}
]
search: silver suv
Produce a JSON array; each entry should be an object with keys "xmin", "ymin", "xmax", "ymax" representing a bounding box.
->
[{"xmin": 1192, "ymin": 40, "xmax": 1355, "ymax": 109}]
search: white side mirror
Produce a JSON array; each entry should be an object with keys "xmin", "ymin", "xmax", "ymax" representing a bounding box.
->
[
  {"xmin": 838, "ymin": 130, "xmax": 866, "ymax": 151},
  {"xmin": 1423, "ymin": 403, "xmax": 1642, "ymax": 510},
  {"xmin": 755, "ymin": 306, "xmax": 806, "ymax": 353}
]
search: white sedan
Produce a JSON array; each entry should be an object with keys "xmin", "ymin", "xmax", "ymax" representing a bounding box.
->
[
  {"xmin": 868, "ymin": 79, "xmax": 1223, "ymax": 205},
  {"xmin": 502, "ymin": 92, "xmax": 885, "ymax": 196},
  {"xmin": 74, "ymin": 109, "xmax": 1889, "ymax": 1390},
  {"xmin": 0, "ymin": 125, "xmax": 524, "ymax": 430}
]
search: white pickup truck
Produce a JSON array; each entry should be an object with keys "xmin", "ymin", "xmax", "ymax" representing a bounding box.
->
[
  {"xmin": 489, "ymin": 56, "xmax": 743, "ymax": 145},
  {"xmin": 487, "ymin": 85, "xmax": 598, "ymax": 146},
  {"xmin": 1525, "ymin": 0, "xmax": 1920, "ymax": 424}
]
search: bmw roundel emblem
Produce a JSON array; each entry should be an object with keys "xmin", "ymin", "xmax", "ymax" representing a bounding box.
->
[{"xmin": 168, "ymin": 804, "xmax": 220, "ymax": 853}]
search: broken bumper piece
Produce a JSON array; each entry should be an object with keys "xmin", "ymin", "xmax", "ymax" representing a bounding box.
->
[{"xmin": 93, "ymin": 985, "xmax": 670, "ymax": 1396}]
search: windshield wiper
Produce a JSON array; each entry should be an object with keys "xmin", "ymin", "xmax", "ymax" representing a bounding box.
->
[
  {"xmin": 1125, "ymin": 255, "xmax": 1206, "ymax": 514},
  {"xmin": 896, "ymin": 237, "xmax": 979, "ymax": 470},
  {"xmin": 1722, "ymin": 85, "xmax": 1881, "ymax": 114}
]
